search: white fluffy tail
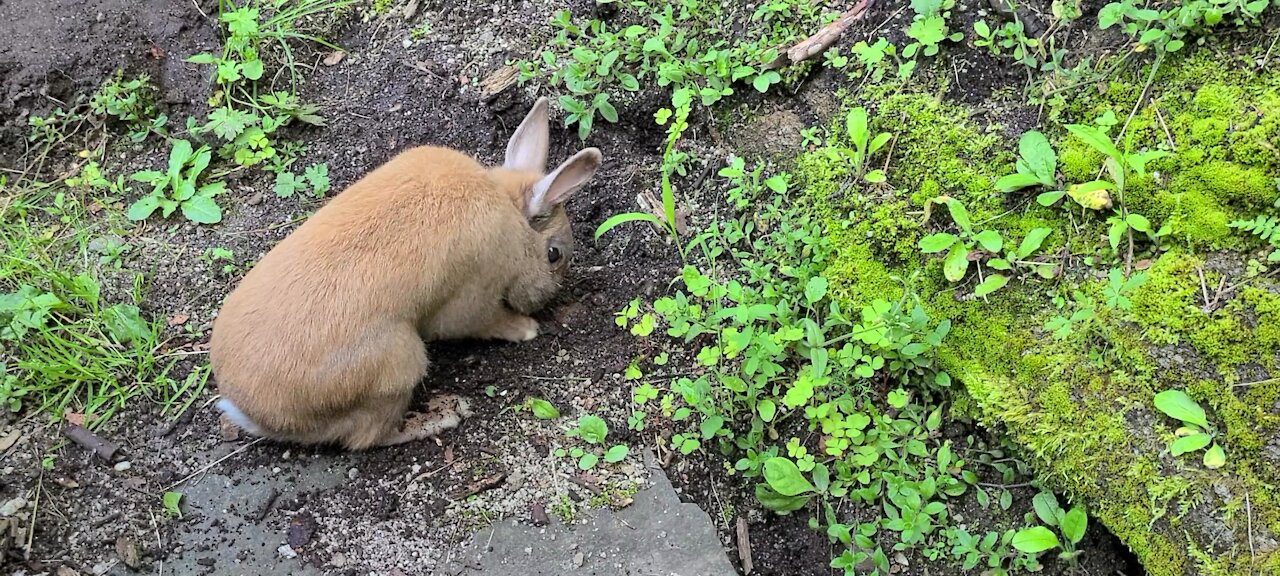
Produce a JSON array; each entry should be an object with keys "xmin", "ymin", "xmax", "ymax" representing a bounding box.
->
[{"xmin": 216, "ymin": 398, "xmax": 266, "ymax": 436}]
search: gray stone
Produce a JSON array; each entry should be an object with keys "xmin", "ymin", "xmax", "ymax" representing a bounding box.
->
[
  {"xmin": 438, "ymin": 452, "xmax": 737, "ymax": 576},
  {"xmin": 109, "ymin": 449, "xmax": 346, "ymax": 576}
]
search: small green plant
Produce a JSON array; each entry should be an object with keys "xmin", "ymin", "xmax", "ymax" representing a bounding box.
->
[
  {"xmin": 0, "ymin": 368, "xmax": 27, "ymax": 413},
  {"xmin": 127, "ymin": 140, "xmax": 226, "ymax": 224},
  {"xmin": 1153, "ymin": 389, "xmax": 1225, "ymax": 469},
  {"xmin": 1229, "ymin": 182, "xmax": 1280, "ymax": 262},
  {"xmin": 593, "ymin": 88, "xmax": 692, "ymax": 253},
  {"xmin": 558, "ymin": 93, "xmax": 619, "ymax": 141},
  {"xmin": 1102, "ymin": 268, "xmax": 1146, "ymax": 310},
  {"xmin": 557, "ymin": 413, "xmax": 629, "ymax": 470},
  {"xmin": 273, "ymin": 163, "xmax": 331, "ymax": 198},
  {"xmin": 201, "ymin": 247, "xmax": 238, "ymax": 275},
  {"xmin": 27, "ymin": 108, "xmax": 80, "ymax": 146},
  {"xmin": 849, "ymin": 38, "xmax": 899, "ymax": 82},
  {"xmin": 1098, "ymin": 0, "xmax": 1271, "ymax": 53},
  {"xmin": 815, "ymin": 107, "xmax": 891, "ymax": 184},
  {"xmin": 1011, "ymin": 491, "xmax": 1087, "ymax": 563},
  {"xmin": 1028, "ymin": 120, "xmax": 1170, "ymax": 259},
  {"xmin": 717, "ymin": 155, "xmax": 788, "ymax": 210},
  {"xmin": 1044, "ymin": 292, "xmax": 1097, "ymax": 340},
  {"xmin": 919, "ymin": 197, "xmax": 1052, "ymax": 294},
  {"xmin": 162, "ymin": 491, "xmax": 183, "ymax": 518},
  {"xmin": 903, "ymin": 0, "xmax": 964, "ymax": 60},
  {"xmin": 995, "ymin": 130, "xmax": 1057, "ymax": 193},
  {"xmin": 89, "ymin": 72, "xmax": 165, "ymax": 143},
  {"xmin": 526, "ymin": 397, "xmax": 561, "ymax": 420}
]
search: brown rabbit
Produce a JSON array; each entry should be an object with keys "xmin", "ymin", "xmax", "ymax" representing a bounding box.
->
[{"xmin": 209, "ymin": 97, "xmax": 601, "ymax": 450}]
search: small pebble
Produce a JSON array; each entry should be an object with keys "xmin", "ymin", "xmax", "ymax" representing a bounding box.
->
[
  {"xmin": 277, "ymin": 544, "xmax": 298, "ymax": 559},
  {"xmin": 330, "ymin": 553, "xmax": 347, "ymax": 568},
  {"xmin": 0, "ymin": 496, "xmax": 27, "ymax": 516},
  {"xmin": 113, "ymin": 461, "xmax": 132, "ymax": 472},
  {"xmin": 573, "ymin": 552, "xmax": 585, "ymax": 567},
  {"xmin": 348, "ymin": 467, "xmax": 359, "ymax": 480}
]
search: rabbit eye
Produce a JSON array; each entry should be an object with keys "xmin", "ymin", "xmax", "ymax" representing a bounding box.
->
[{"xmin": 547, "ymin": 245, "xmax": 562, "ymax": 264}]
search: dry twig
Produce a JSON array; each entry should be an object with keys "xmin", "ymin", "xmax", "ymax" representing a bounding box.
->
[
  {"xmin": 764, "ymin": 0, "xmax": 875, "ymax": 69},
  {"xmin": 736, "ymin": 516, "xmax": 754, "ymax": 575}
]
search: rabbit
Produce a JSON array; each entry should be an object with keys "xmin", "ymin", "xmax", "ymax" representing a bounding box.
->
[{"xmin": 209, "ymin": 97, "xmax": 602, "ymax": 450}]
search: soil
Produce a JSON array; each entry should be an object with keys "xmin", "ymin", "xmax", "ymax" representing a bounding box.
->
[{"xmin": 1, "ymin": 0, "xmax": 1148, "ymax": 575}]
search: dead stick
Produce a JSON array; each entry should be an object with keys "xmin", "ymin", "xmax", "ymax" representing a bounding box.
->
[
  {"xmin": 1246, "ymin": 490, "xmax": 1256, "ymax": 573},
  {"xmin": 736, "ymin": 516, "xmax": 754, "ymax": 575},
  {"xmin": 764, "ymin": 0, "xmax": 875, "ymax": 69},
  {"xmin": 62, "ymin": 424, "xmax": 119, "ymax": 461},
  {"xmin": 1197, "ymin": 267, "xmax": 1212, "ymax": 310},
  {"xmin": 451, "ymin": 473, "xmax": 507, "ymax": 500}
]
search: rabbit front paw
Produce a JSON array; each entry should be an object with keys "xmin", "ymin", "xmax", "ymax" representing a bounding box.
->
[{"xmin": 494, "ymin": 314, "xmax": 539, "ymax": 342}]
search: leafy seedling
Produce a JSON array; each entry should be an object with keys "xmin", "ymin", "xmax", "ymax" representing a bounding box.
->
[
  {"xmin": 1153, "ymin": 389, "xmax": 1225, "ymax": 468},
  {"xmin": 527, "ymin": 398, "xmax": 561, "ymax": 420},
  {"xmin": 128, "ymin": 140, "xmax": 225, "ymax": 224},
  {"xmin": 986, "ymin": 227, "xmax": 1056, "ymax": 283},
  {"xmin": 918, "ymin": 197, "xmax": 1006, "ymax": 285},
  {"xmin": 814, "ymin": 107, "xmax": 892, "ymax": 184},
  {"xmin": 162, "ymin": 491, "xmax": 183, "ymax": 518},
  {"xmin": 995, "ymin": 130, "xmax": 1057, "ymax": 193},
  {"xmin": 1012, "ymin": 492, "xmax": 1087, "ymax": 562}
]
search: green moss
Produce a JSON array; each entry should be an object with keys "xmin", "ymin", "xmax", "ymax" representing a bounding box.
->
[
  {"xmin": 1130, "ymin": 251, "xmax": 1202, "ymax": 342},
  {"xmin": 795, "ymin": 46, "xmax": 1280, "ymax": 576}
]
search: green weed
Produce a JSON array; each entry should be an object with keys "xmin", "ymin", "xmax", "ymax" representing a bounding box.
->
[
  {"xmin": 89, "ymin": 71, "xmax": 166, "ymax": 143},
  {"xmin": 1011, "ymin": 492, "xmax": 1088, "ymax": 563},
  {"xmin": 1153, "ymin": 389, "xmax": 1226, "ymax": 468},
  {"xmin": 127, "ymin": 140, "xmax": 226, "ymax": 224}
]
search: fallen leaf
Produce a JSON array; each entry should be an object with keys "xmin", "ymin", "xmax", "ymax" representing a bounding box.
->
[
  {"xmin": 64, "ymin": 412, "xmax": 85, "ymax": 427},
  {"xmin": 323, "ymin": 51, "xmax": 345, "ymax": 66},
  {"xmin": 287, "ymin": 513, "xmax": 317, "ymax": 550},
  {"xmin": 1134, "ymin": 259, "xmax": 1152, "ymax": 270},
  {"xmin": 116, "ymin": 534, "xmax": 141, "ymax": 569},
  {"xmin": 53, "ymin": 475, "xmax": 80, "ymax": 489},
  {"xmin": 219, "ymin": 416, "xmax": 241, "ymax": 442},
  {"xmin": 0, "ymin": 430, "xmax": 22, "ymax": 452},
  {"xmin": 530, "ymin": 502, "xmax": 548, "ymax": 526},
  {"xmin": 478, "ymin": 66, "xmax": 518, "ymax": 99},
  {"xmin": 167, "ymin": 314, "xmax": 190, "ymax": 326},
  {"xmin": 401, "ymin": 0, "xmax": 421, "ymax": 19},
  {"xmin": 636, "ymin": 191, "xmax": 689, "ymax": 236}
]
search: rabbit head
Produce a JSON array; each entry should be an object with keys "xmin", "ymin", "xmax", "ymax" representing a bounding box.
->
[{"xmin": 487, "ymin": 97, "xmax": 602, "ymax": 294}]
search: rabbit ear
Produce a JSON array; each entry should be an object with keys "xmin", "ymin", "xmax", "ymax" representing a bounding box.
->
[
  {"xmin": 526, "ymin": 148, "xmax": 602, "ymax": 217},
  {"xmin": 504, "ymin": 97, "xmax": 551, "ymax": 172}
]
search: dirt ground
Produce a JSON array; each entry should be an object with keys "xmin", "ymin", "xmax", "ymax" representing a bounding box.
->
[{"xmin": 1, "ymin": 0, "xmax": 1149, "ymax": 574}]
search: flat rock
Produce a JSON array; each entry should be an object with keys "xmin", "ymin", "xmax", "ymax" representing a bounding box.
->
[{"xmin": 438, "ymin": 451, "xmax": 736, "ymax": 576}]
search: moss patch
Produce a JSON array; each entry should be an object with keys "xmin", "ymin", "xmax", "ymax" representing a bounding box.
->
[{"xmin": 798, "ymin": 48, "xmax": 1280, "ymax": 576}]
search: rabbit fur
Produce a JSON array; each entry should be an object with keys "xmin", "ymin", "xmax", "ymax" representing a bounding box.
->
[{"xmin": 210, "ymin": 97, "xmax": 602, "ymax": 450}]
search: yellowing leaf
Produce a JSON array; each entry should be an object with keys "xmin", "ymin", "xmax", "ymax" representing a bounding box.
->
[{"xmin": 1066, "ymin": 180, "xmax": 1114, "ymax": 210}]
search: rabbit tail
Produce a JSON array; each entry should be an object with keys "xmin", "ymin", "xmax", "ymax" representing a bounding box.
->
[{"xmin": 216, "ymin": 397, "xmax": 267, "ymax": 437}]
